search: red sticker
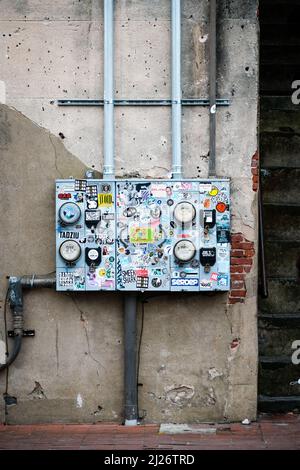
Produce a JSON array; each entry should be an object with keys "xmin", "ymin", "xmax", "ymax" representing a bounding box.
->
[{"xmin": 216, "ymin": 202, "xmax": 227, "ymax": 213}]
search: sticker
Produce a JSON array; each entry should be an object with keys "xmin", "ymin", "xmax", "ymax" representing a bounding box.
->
[
  {"xmin": 123, "ymin": 207, "xmax": 137, "ymax": 217},
  {"xmin": 129, "ymin": 227, "xmax": 154, "ymax": 244},
  {"xmin": 216, "ymin": 202, "xmax": 227, "ymax": 213},
  {"xmin": 209, "ymin": 186, "xmax": 219, "ymax": 197},
  {"xmin": 101, "ymin": 183, "xmax": 111, "ymax": 193},
  {"xmin": 210, "ymin": 272, "xmax": 218, "ymax": 282},
  {"xmin": 86, "ymin": 185, "xmax": 98, "ymax": 198},
  {"xmin": 167, "ymin": 199, "xmax": 174, "ymax": 206},
  {"xmin": 60, "ymin": 183, "xmax": 75, "ymax": 192},
  {"xmin": 74, "ymin": 193, "xmax": 84, "ymax": 203},
  {"xmin": 75, "ymin": 180, "xmax": 87, "ymax": 192},
  {"xmin": 152, "ymin": 277, "xmax": 162, "ymax": 288},
  {"xmin": 59, "ymin": 272, "xmax": 74, "ymax": 287},
  {"xmin": 59, "ymin": 231, "xmax": 80, "ymax": 239},
  {"xmin": 136, "ymin": 276, "xmax": 149, "ymax": 288},
  {"xmin": 171, "ymin": 278, "xmax": 199, "ymax": 287},
  {"xmin": 87, "ymin": 199, "xmax": 98, "ymax": 209},
  {"xmin": 217, "ymin": 247, "xmax": 229, "ymax": 259},
  {"xmin": 98, "ymin": 193, "xmax": 113, "ymax": 207},
  {"xmin": 200, "ymin": 247, "xmax": 216, "ymax": 266},
  {"xmin": 136, "ymin": 269, "xmax": 148, "ymax": 277},
  {"xmin": 200, "ymin": 279, "xmax": 212, "ymax": 289},
  {"xmin": 199, "ymin": 183, "xmax": 212, "ymax": 194},
  {"xmin": 58, "ymin": 193, "xmax": 71, "ymax": 200},
  {"xmin": 103, "ymin": 213, "xmax": 115, "ymax": 221},
  {"xmin": 101, "ymin": 279, "xmax": 114, "ymax": 289},
  {"xmin": 217, "ymin": 273, "xmax": 229, "ymax": 288},
  {"xmin": 217, "ymin": 228, "xmax": 230, "ymax": 243},
  {"xmin": 122, "ymin": 269, "xmax": 136, "ymax": 284},
  {"xmin": 99, "ymin": 269, "xmax": 106, "ymax": 277},
  {"xmin": 204, "ymin": 198, "xmax": 211, "ymax": 209}
]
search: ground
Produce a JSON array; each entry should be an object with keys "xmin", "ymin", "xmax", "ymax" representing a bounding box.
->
[{"xmin": 0, "ymin": 413, "xmax": 299, "ymax": 450}]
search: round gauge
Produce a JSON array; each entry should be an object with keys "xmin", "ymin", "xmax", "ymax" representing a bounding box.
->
[
  {"xmin": 174, "ymin": 202, "xmax": 196, "ymax": 224},
  {"xmin": 174, "ymin": 240, "xmax": 196, "ymax": 262},
  {"xmin": 59, "ymin": 240, "xmax": 81, "ymax": 262},
  {"xmin": 59, "ymin": 202, "xmax": 81, "ymax": 225}
]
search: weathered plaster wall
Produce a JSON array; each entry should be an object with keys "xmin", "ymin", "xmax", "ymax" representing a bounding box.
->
[{"xmin": 0, "ymin": 0, "xmax": 258, "ymax": 424}]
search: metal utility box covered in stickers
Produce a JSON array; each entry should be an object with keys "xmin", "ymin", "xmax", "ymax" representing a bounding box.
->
[{"xmin": 55, "ymin": 179, "xmax": 230, "ymax": 292}]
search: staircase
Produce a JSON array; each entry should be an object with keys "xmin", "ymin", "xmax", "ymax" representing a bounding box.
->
[{"xmin": 258, "ymin": 0, "xmax": 300, "ymax": 412}]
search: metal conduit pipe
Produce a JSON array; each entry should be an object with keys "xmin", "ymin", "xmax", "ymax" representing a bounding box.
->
[
  {"xmin": 124, "ymin": 294, "xmax": 138, "ymax": 426},
  {"xmin": 208, "ymin": 0, "xmax": 217, "ymax": 177},
  {"xmin": 171, "ymin": 0, "xmax": 182, "ymax": 179},
  {"xmin": 103, "ymin": 0, "xmax": 115, "ymax": 179}
]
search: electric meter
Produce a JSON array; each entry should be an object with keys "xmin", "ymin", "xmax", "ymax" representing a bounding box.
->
[
  {"xmin": 59, "ymin": 202, "xmax": 81, "ymax": 225},
  {"xmin": 174, "ymin": 202, "xmax": 196, "ymax": 224},
  {"xmin": 59, "ymin": 240, "xmax": 81, "ymax": 262},
  {"xmin": 174, "ymin": 240, "xmax": 196, "ymax": 262}
]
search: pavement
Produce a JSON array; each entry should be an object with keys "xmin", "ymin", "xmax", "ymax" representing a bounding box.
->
[{"xmin": 0, "ymin": 413, "xmax": 299, "ymax": 450}]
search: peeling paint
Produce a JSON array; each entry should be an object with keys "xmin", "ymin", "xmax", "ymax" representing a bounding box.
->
[
  {"xmin": 76, "ymin": 393, "xmax": 83, "ymax": 408},
  {"xmin": 165, "ymin": 385, "xmax": 195, "ymax": 407}
]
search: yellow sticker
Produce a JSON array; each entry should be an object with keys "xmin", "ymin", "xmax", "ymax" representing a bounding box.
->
[
  {"xmin": 98, "ymin": 193, "xmax": 113, "ymax": 206},
  {"xmin": 99, "ymin": 269, "xmax": 106, "ymax": 277},
  {"xmin": 129, "ymin": 227, "xmax": 154, "ymax": 244},
  {"xmin": 209, "ymin": 186, "xmax": 219, "ymax": 197}
]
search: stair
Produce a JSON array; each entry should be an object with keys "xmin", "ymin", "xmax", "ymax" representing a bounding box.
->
[{"xmin": 258, "ymin": 1, "xmax": 300, "ymax": 413}]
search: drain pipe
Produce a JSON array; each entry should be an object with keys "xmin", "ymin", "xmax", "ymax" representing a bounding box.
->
[
  {"xmin": 124, "ymin": 294, "xmax": 138, "ymax": 426},
  {"xmin": 171, "ymin": 0, "xmax": 182, "ymax": 179},
  {"xmin": 103, "ymin": 0, "xmax": 115, "ymax": 179},
  {"xmin": 208, "ymin": 0, "xmax": 217, "ymax": 177}
]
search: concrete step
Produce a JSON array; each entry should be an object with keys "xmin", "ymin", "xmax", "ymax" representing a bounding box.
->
[
  {"xmin": 265, "ymin": 240, "xmax": 300, "ymax": 278},
  {"xmin": 258, "ymin": 320, "xmax": 300, "ymax": 356},
  {"xmin": 259, "ymin": 359, "xmax": 300, "ymax": 397},
  {"xmin": 260, "ymin": 131, "xmax": 300, "ymax": 167},
  {"xmin": 263, "ymin": 203, "xmax": 300, "ymax": 241},
  {"xmin": 259, "ymin": 278, "xmax": 300, "ymax": 314},
  {"xmin": 261, "ymin": 169, "xmax": 300, "ymax": 204}
]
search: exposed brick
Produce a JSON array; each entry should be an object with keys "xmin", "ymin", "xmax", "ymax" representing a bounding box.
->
[
  {"xmin": 231, "ymin": 234, "xmax": 244, "ymax": 243},
  {"xmin": 230, "ymin": 290, "xmax": 246, "ymax": 298},
  {"xmin": 232, "ymin": 242, "xmax": 254, "ymax": 250},
  {"xmin": 230, "ymin": 266, "xmax": 243, "ymax": 273},
  {"xmin": 253, "ymin": 182, "xmax": 258, "ymax": 191},
  {"xmin": 251, "ymin": 167, "xmax": 258, "ymax": 176},
  {"xmin": 231, "ymin": 280, "xmax": 245, "ymax": 289},
  {"xmin": 231, "ymin": 258, "xmax": 253, "ymax": 266},
  {"xmin": 231, "ymin": 249, "xmax": 244, "ymax": 257},
  {"xmin": 245, "ymin": 249, "xmax": 255, "ymax": 257},
  {"xmin": 230, "ymin": 274, "xmax": 244, "ymax": 281}
]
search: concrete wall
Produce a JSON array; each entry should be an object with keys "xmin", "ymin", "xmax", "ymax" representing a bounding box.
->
[{"xmin": 0, "ymin": 0, "xmax": 259, "ymax": 424}]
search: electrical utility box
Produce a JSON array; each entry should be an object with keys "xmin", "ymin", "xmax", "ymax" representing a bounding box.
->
[{"xmin": 55, "ymin": 179, "xmax": 230, "ymax": 292}]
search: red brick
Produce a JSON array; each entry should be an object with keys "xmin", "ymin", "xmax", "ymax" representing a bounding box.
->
[
  {"xmin": 251, "ymin": 167, "xmax": 258, "ymax": 175},
  {"xmin": 231, "ymin": 281, "xmax": 245, "ymax": 289},
  {"xmin": 252, "ymin": 150, "xmax": 259, "ymax": 161},
  {"xmin": 252, "ymin": 175, "xmax": 259, "ymax": 183},
  {"xmin": 245, "ymin": 249, "xmax": 255, "ymax": 257},
  {"xmin": 232, "ymin": 242, "xmax": 254, "ymax": 250},
  {"xmin": 253, "ymin": 182, "xmax": 258, "ymax": 191},
  {"xmin": 230, "ymin": 290, "xmax": 247, "ymax": 297},
  {"xmin": 231, "ymin": 258, "xmax": 253, "ymax": 266},
  {"xmin": 231, "ymin": 233, "xmax": 244, "ymax": 243},
  {"xmin": 231, "ymin": 249, "xmax": 244, "ymax": 257},
  {"xmin": 230, "ymin": 266, "xmax": 243, "ymax": 273},
  {"xmin": 231, "ymin": 273, "xmax": 245, "ymax": 281}
]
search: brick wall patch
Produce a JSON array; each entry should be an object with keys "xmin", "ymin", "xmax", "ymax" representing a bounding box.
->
[{"xmin": 229, "ymin": 233, "xmax": 255, "ymax": 304}]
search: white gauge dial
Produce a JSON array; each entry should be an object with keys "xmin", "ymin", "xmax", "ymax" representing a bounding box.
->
[
  {"xmin": 174, "ymin": 202, "xmax": 196, "ymax": 224},
  {"xmin": 174, "ymin": 240, "xmax": 196, "ymax": 262},
  {"xmin": 59, "ymin": 202, "xmax": 81, "ymax": 225},
  {"xmin": 59, "ymin": 240, "xmax": 81, "ymax": 262}
]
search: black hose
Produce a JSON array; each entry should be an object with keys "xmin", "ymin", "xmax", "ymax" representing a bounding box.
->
[{"xmin": 0, "ymin": 334, "xmax": 22, "ymax": 372}]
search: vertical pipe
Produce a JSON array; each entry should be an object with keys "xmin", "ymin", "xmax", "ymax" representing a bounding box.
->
[
  {"xmin": 208, "ymin": 0, "xmax": 217, "ymax": 177},
  {"xmin": 103, "ymin": 0, "xmax": 114, "ymax": 179},
  {"xmin": 171, "ymin": 0, "xmax": 182, "ymax": 179},
  {"xmin": 124, "ymin": 294, "xmax": 138, "ymax": 426}
]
